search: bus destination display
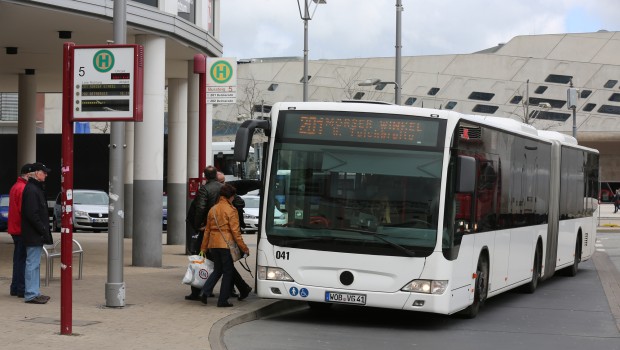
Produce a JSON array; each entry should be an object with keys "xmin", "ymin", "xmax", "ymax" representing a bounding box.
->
[{"xmin": 282, "ymin": 112, "xmax": 441, "ymax": 147}]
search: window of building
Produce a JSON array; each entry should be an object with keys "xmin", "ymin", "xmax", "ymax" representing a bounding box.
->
[
  {"xmin": 132, "ymin": 0, "xmax": 158, "ymax": 6},
  {"xmin": 353, "ymin": 92, "xmax": 365, "ymax": 100},
  {"xmin": 598, "ymin": 105, "xmax": 620, "ymax": 115},
  {"xmin": 531, "ymin": 111, "xmax": 571, "ymax": 121},
  {"xmin": 604, "ymin": 80, "xmax": 618, "ymax": 88},
  {"xmin": 268, "ymin": 84, "xmax": 279, "ymax": 91},
  {"xmin": 427, "ymin": 87, "xmax": 440, "ymax": 96},
  {"xmin": 580, "ymin": 90, "xmax": 592, "ymax": 98},
  {"xmin": 528, "ymin": 97, "xmax": 566, "ymax": 109},
  {"xmin": 609, "ymin": 93, "xmax": 620, "ymax": 102},
  {"xmin": 544, "ymin": 74, "xmax": 573, "ymax": 84},
  {"xmin": 468, "ymin": 92, "xmax": 495, "ymax": 101},
  {"xmin": 253, "ymin": 104, "xmax": 272, "ymax": 113},
  {"xmin": 472, "ymin": 104, "xmax": 499, "ymax": 114},
  {"xmin": 0, "ymin": 93, "xmax": 18, "ymax": 121},
  {"xmin": 583, "ymin": 103, "xmax": 596, "ymax": 112},
  {"xmin": 404, "ymin": 97, "xmax": 417, "ymax": 106},
  {"xmin": 299, "ymin": 75, "xmax": 312, "ymax": 83},
  {"xmin": 534, "ymin": 86, "xmax": 548, "ymax": 94},
  {"xmin": 177, "ymin": 0, "xmax": 195, "ymax": 23},
  {"xmin": 445, "ymin": 101, "xmax": 457, "ymax": 110},
  {"xmin": 375, "ymin": 82, "xmax": 387, "ymax": 91},
  {"xmin": 510, "ymin": 95, "xmax": 523, "ymax": 104}
]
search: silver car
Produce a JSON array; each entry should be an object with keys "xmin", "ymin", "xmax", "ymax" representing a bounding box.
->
[
  {"xmin": 241, "ymin": 195, "xmax": 287, "ymax": 234},
  {"xmin": 53, "ymin": 190, "xmax": 109, "ymax": 232}
]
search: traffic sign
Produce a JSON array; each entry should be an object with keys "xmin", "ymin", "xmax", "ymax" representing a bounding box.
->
[
  {"xmin": 206, "ymin": 57, "xmax": 237, "ymax": 104},
  {"xmin": 70, "ymin": 44, "xmax": 143, "ymax": 121}
]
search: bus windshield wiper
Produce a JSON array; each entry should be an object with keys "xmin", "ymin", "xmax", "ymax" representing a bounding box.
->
[{"xmin": 338, "ymin": 228, "xmax": 416, "ymax": 257}]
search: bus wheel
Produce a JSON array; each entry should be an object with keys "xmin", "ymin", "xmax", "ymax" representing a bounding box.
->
[
  {"xmin": 522, "ymin": 243, "xmax": 541, "ymax": 294},
  {"xmin": 460, "ymin": 255, "xmax": 489, "ymax": 319},
  {"xmin": 565, "ymin": 235, "xmax": 581, "ymax": 277},
  {"xmin": 308, "ymin": 301, "xmax": 333, "ymax": 312}
]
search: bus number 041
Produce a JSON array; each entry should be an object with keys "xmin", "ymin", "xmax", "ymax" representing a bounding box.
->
[{"xmin": 275, "ymin": 251, "xmax": 290, "ymax": 260}]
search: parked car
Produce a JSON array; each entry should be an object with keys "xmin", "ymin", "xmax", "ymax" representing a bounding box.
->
[
  {"xmin": 53, "ymin": 190, "xmax": 109, "ymax": 232},
  {"xmin": 0, "ymin": 194, "xmax": 9, "ymax": 231},
  {"xmin": 162, "ymin": 194, "xmax": 167, "ymax": 230},
  {"xmin": 240, "ymin": 194, "xmax": 287, "ymax": 234}
]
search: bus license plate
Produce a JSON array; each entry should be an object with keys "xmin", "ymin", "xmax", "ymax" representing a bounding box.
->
[{"xmin": 325, "ymin": 291, "xmax": 366, "ymax": 305}]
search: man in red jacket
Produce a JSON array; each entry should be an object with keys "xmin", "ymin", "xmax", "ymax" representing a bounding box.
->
[{"xmin": 8, "ymin": 163, "xmax": 31, "ymax": 298}]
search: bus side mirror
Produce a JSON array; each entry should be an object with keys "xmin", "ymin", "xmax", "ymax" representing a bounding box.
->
[
  {"xmin": 234, "ymin": 119, "xmax": 270, "ymax": 162},
  {"xmin": 456, "ymin": 155, "xmax": 476, "ymax": 193}
]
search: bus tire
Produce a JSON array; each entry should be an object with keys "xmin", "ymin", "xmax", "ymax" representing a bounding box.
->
[
  {"xmin": 522, "ymin": 242, "xmax": 542, "ymax": 294},
  {"xmin": 460, "ymin": 254, "xmax": 489, "ymax": 319},
  {"xmin": 565, "ymin": 235, "xmax": 581, "ymax": 277}
]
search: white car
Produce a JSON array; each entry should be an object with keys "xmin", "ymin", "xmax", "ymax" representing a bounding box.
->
[
  {"xmin": 53, "ymin": 190, "xmax": 109, "ymax": 232},
  {"xmin": 241, "ymin": 195, "xmax": 287, "ymax": 233}
]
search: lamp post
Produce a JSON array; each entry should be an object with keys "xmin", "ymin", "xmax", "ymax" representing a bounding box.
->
[
  {"xmin": 297, "ymin": 0, "xmax": 326, "ymax": 102},
  {"xmin": 358, "ymin": 78, "xmax": 401, "ymax": 104},
  {"xmin": 567, "ymin": 79, "xmax": 578, "ymax": 138},
  {"xmin": 395, "ymin": 0, "xmax": 403, "ymax": 105}
]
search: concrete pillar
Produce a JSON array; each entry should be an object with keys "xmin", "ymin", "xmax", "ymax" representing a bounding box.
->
[
  {"xmin": 17, "ymin": 71, "xmax": 37, "ymax": 170},
  {"xmin": 124, "ymin": 121, "xmax": 134, "ymax": 238},
  {"xmin": 166, "ymin": 78, "xmax": 188, "ymax": 245},
  {"xmin": 187, "ymin": 61, "xmax": 199, "ymax": 180},
  {"xmin": 132, "ymin": 35, "xmax": 165, "ymax": 267}
]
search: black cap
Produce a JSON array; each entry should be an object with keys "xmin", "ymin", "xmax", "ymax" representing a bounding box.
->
[
  {"xmin": 20, "ymin": 163, "xmax": 31, "ymax": 175},
  {"xmin": 30, "ymin": 162, "xmax": 51, "ymax": 173}
]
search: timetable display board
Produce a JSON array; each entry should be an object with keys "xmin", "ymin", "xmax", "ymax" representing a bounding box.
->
[{"xmin": 71, "ymin": 45, "xmax": 143, "ymax": 121}]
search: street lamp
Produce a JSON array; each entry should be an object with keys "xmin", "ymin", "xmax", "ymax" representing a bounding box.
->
[
  {"xmin": 297, "ymin": 0, "xmax": 326, "ymax": 102},
  {"xmin": 567, "ymin": 79, "xmax": 579, "ymax": 138},
  {"xmin": 358, "ymin": 79, "xmax": 401, "ymax": 104}
]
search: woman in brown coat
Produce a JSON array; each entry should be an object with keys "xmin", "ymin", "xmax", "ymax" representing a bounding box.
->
[{"xmin": 199, "ymin": 184, "xmax": 250, "ymax": 307}]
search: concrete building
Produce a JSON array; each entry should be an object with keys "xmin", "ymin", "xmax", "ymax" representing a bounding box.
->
[{"xmin": 214, "ymin": 31, "xmax": 620, "ymax": 182}]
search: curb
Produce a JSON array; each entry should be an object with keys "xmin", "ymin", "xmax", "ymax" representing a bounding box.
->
[{"xmin": 209, "ymin": 299, "xmax": 306, "ymax": 350}]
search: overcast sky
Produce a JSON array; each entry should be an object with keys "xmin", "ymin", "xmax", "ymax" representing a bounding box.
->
[{"xmin": 220, "ymin": 0, "xmax": 620, "ymax": 60}]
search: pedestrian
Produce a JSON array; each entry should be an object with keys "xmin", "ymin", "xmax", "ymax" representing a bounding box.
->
[
  {"xmin": 185, "ymin": 165, "xmax": 223, "ymax": 301},
  {"xmin": 199, "ymin": 184, "xmax": 251, "ymax": 307},
  {"xmin": 21, "ymin": 162, "xmax": 53, "ymax": 304},
  {"xmin": 215, "ymin": 172, "xmax": 252, "ymax": 300},
  {"xmin": 7, "ymin": 163, "xmax": 31, "ymax": 298},
  {"xmin": 615, "ymin": 189, "xmax": 620, "ymax": 213}
]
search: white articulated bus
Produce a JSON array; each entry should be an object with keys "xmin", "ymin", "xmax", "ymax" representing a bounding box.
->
[{"xmin": 234, "ymin": 102, "xmax": 599, "ymax": 317}]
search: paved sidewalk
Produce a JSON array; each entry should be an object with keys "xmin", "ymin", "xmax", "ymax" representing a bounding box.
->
[
  {"xmin": 0, "ymin": 231, "xmax": 272, "ymax": 350},
  {"xmin": 1, "ymin": 204, "xmax": 619, "ymax": 350}
]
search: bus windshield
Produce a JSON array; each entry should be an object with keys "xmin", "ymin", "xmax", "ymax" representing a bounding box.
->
[{"xmin": 265, "ymin": 141, "xmax": 445, "ymax": 257}]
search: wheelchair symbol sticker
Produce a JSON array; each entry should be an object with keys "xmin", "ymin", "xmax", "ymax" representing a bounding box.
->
[
  {"xmin": 300, "ymin": 288, "xmax": 309, "ymax": 298},
  {"xmin": 289, "ymin": 287, "xmax": 299, "ymax": 296}
]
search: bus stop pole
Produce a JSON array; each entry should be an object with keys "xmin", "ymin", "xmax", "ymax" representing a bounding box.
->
[
  {"xmin": 60, "ymin": 41, "xmax": 75, "ymax": 335},
  {"xmin": 195, "ymin": 54, "xmax": 207, "ymax": 177}
]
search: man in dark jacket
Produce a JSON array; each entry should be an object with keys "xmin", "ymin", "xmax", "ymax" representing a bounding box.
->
[{"xmin": 21, "ymin": 162, "xmax": 52, "ymax": 304}]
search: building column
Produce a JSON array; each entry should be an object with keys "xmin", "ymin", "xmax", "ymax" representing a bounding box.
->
[
  {"xmin": 187, "ymin": 61, "xmax": 199, "ymax": 180},
  {"xmin": 17, "ymin": 71, "xmax": 37, "ymax": 170},
  {"xmin": 166, "ymin": 78, "xmax": 188, "ymax": 245},
  {"xmin": 124, "ymin": 121, "xmax": 134, "ymax": 238},
  {"xmin": 132, "ymin": 35, "xmax": 165, "ymax": 267}
]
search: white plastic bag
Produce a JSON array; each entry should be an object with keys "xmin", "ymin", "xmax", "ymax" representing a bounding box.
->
[{"xmin": 182, "ymin": 255, "xmax": 214, "ymax": 288}]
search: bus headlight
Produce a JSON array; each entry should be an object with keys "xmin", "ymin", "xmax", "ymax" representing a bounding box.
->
[
  {"xmin": 258, "ymin": 266, "xmax": 294, "ymax": 281},
  {"xmin": 401, "ymin": 280, "xmax": 448, "ymax": 294}
]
